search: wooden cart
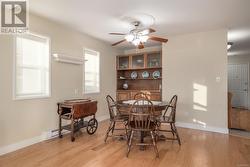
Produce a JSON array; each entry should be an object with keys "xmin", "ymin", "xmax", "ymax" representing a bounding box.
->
[{"xmin": 57, "ymin": 99, "xmax": 98, "ymax": 141}]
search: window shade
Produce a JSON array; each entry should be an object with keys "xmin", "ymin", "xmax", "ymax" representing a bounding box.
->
[
  {"xmin": 84, "ymin": 49, "xmax": 100, "ymax": 94},
  {"xmin": 15, "ymin": 34, "xmax": 50, "ymax": 99}
]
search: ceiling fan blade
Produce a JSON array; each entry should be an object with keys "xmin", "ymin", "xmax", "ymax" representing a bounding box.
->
[
  {"xmin": 140, "ymin": 28, "xmax": 156, "ymax": 35},
  {"xmin": 149, "ymin": 36, "xmax": 168, "ymax": 43},
  {"xmin": 109, "ymin": 33, "xmax": 126, "ymax": 35},
  {"xmin": 111, "ymin": 39, "xmax": 126, "ymax": 46},
  {"xmin": 148, "ymin": 28, "xmax": 156, "ymax": 33}
]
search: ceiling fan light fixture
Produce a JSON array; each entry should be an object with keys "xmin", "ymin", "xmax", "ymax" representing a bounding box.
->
[
  {"xmin": 110, "ymin": 21, "xmax": 168, "ymax": 48},
  {"xmin": 140, "ymin": 29, "xmax": 150, "ymax": 35},
  {"xmin": 132, "ymin": 38, "xmax": 141, "ymax": 46},
  {"xmin": 139, "ymin": 35, "xmax": 149, "ymax": 42},
  {"xmin": 125, "ymin": 34, "xmax": 134, "ymax": 42}
]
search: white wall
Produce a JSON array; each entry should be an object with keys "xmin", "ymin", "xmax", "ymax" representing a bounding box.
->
[
  {"xmin": 0, "ymin": 14, "xmax": 121, "ymax": 149},
  {"xmin": 162, "ymin": 30, "xmax": 228, "ymax": 132},
  {"xmin": 124, "ymin": 45, "xmax": 162, "ymax": 55}
]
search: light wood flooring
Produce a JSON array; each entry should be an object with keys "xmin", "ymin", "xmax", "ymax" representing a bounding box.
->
[
  {"xmin": 0, "ymin": 121, "xmax": 250, "ymax": 167},
  {"xmin": 230, "ymin": 129, "xmax": 250, "ymax": 139}
]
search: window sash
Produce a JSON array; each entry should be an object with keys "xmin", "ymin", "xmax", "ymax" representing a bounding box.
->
[
  {"xmin": 14, "ymin": 33, "xmax": 50, "ymax": 99},
  {"xmin": 84, "ymin": 49, "xmax": 100, "ymax": 94},
  {"xmin": 16, "ymin": 67, "xmax": 49, "ymax": 95}
]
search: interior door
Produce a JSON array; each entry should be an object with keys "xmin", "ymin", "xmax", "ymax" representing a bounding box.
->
[{"xmin": 228, "ymin": 64, "xmax": 249, "ymax": 109}]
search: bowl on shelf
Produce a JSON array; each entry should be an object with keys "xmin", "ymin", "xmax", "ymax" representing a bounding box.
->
[
  {"xmin": 123, "ymin": 82, "xmax": 128, "ymax": 89},
  {"xmin": 119, "ymin": 76, "xmax": 126, "ymax": 79}
]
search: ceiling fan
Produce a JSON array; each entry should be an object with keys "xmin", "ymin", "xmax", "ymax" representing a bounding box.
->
[{"xmin": 109, "ymin": 21, "xmax": 168, "ymax": 49}]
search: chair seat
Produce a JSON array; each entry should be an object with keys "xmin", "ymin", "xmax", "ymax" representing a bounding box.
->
[{"xmin": 129, "ymin": 121, "xmax": 156, "ymax": 131}]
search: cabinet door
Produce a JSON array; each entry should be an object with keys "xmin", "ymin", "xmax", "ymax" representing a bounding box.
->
[
  {"xmin": 118, "ymin": 56, "xmax": 129, "ymax": 69},
  {"xmin": 147, "ymin": 52, "xmax": 161, "ymax": 68},
  {"xmin": 148, "ymin": 92, "xmax": 161, "ymax": 101},
  {"xmin": 240, "ymin": 111, "xmax": 250, "ymax": 131},
  {"xmin": 117, "ymin": 92, "xmax": 130, "ymax": 101},
  {"xmin": 132, "ymin": 54, "xmax": 144, "ymax": 69},
  {"xmin": 231, "ymin": 110, "xmax": 242, "ymax": 130}
]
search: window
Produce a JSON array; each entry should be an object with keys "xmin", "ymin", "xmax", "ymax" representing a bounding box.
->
[
  {"xmin": 14, "ymin": 33, "xmax": 50, "ymax": 99},
  {"xmin": 84, "ymin": 49, "xmax": 100, "ymax": 94}
]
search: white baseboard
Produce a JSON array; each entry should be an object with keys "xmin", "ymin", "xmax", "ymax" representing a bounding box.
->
[
  {"xmin": 0, "ymin": 116, "xmax": 227, "ymax": 156},
  {"xmin": 0, "ymin": 134, "xmax": 45, "ymax": 156},
  {"xmin": 0, "ymin": 114, "xmax": 110, "ymax": 156},
  {"xmin": 175, "ymin": 122, "xmax": 229, "ymax": 134}
]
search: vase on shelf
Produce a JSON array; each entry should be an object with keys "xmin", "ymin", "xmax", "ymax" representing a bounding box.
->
[{"xmin": 123, "ymin": 81, "xmax": 128, "ymax": 90}]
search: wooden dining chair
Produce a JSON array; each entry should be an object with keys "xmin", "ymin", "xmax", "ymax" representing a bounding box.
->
[
  {"xmin": 104, "ymin": 95, "xmax": 128, "ymax": 142},
  {"xmin": 127, "ymin": 99, "xmax": 159, "ymax": 158},
  {"xmin": 157, "ymin": 95, "xmax": 181, "ymax": 145}
]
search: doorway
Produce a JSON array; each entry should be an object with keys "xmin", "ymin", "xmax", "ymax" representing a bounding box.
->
[
  {"xmin": 228, "ymin": 64, "xmax": 249, "ymax": 109},
  {"xmin": 228, "ymin": 63, "xmax": 250, "ymax": 133}
]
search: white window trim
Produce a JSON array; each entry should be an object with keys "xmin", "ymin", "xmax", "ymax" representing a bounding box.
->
[
  {"xmin": 83, "ymin": 48, "xmax": 101, "ymax": 95},
  {"xmin": 13, "ymin": 32, "xmax": 52, "ymax": 100}
]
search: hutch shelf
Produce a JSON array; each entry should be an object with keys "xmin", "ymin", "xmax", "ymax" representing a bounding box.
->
[{"xmin": 116, "ymin": 51, "xmax": 162, "ymax": 101}]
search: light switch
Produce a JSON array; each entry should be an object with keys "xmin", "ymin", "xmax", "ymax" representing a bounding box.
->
[
  {"xmin": 74, "ymin": 89, "xmax": 79, "ymax": 95},
  {"xmin": 216, "ymin": 77, "xmax": 221, "ymax": 83}
]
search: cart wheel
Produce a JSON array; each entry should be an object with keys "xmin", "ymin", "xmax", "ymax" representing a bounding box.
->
[{"xmin": 87, "ymin": 118, "xmax": 98, "ymax": 135}]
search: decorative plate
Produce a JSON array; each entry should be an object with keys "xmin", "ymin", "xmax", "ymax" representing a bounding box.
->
[
  {"xmin": 131, "ymin": 71, "xmax": 138, "ymax": 79},
  {"xmin": 152, "ymin": 71, "xmax": 161, "ymax": 79},
  {"xmin": 142, "ymin": 71, "xmax": 149, "ymax": 78}
]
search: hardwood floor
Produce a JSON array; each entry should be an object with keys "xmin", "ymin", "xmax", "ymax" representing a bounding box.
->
[
  {"xmin": 0, "ymin": 121, "xmax": 249, "ymax": 167},
  {"xmin": 230, "ymin": 129, "xmax": 250, "ymax": 139}
]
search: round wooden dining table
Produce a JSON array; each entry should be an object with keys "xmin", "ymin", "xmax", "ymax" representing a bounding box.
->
[{"xmin": 117, "ymin": 99, "xmax": 168, "ymax": 114}]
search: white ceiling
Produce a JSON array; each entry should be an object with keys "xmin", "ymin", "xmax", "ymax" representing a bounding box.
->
[{"xmin": 30, "ymin": 0, "xmax": 250, "ymax": 53}]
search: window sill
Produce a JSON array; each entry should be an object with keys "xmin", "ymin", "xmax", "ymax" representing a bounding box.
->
[
  {"xmin": 83, "ymin": 92, "xmax": 101, "ymax": 96},
  {"xmin": 13, "ymin": 95, "xmax": 51, "ymax": 101}
]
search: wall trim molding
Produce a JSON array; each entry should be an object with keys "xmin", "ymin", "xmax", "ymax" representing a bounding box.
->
[
  {"xmin": 0, "ymin": 114, "xmax": 110, "ymax": 156},
  {"xmin": 175, "ymin": 122, "xmax": 229, "ymax": 134},
  {"xmin": 0, "ymin": 134, "xmax": 46, "ymax": 156}
]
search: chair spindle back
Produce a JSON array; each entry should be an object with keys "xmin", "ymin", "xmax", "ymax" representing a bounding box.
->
[
  {"xmin": 129, "ymin": 99, "xmax": 155, "ymax": 131},
  {"xmin": 163, "ymin": 95, "xmax": 178, "ymax": 122},
  {"xmin": 106, "ymin": 95, "xmax": 119, "ymax": 120}
]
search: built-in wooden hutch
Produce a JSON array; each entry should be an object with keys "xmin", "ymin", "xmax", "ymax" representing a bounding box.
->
[{"xmin": 116, "ymin": 51, "xmax": 162, "ymax": 101}]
